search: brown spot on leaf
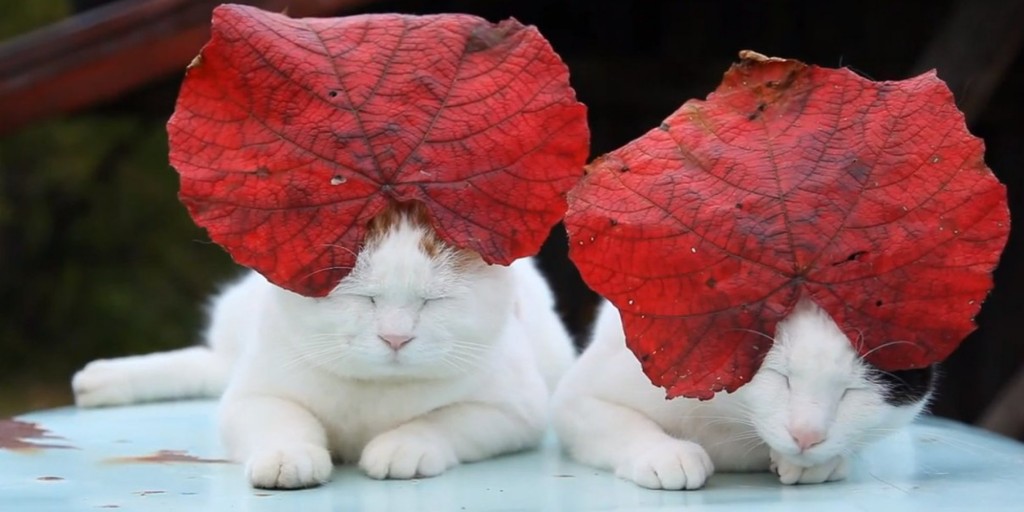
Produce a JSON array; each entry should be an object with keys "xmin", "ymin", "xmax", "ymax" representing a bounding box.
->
[
  {"xmin": 466, "ymin": 19, "xmax": 522, "ymax": 53},
  {"xmin": 748, "ymin": 102, "xmax": 768, "ymax": 120},
  {"xmin": 108, "ymin": 450, "xmax": 228, "ymax": 464},
  {"xmin": 0, "ymin": 419, "xmax": 71, "ymax": 451}
]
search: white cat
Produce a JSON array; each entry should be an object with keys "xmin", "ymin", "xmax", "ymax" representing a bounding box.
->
[
  {"xmin": 552, "ymin": 299, "xmax": 934, "ymax": 489},
  {"xmin": 73, "ymin": 205, "xmax": 576, "ymax": 489}
]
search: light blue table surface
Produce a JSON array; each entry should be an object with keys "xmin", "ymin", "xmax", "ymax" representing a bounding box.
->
[{"xmin": 2, "ymin": 400, "xmax": 1023, "ymax": 511}]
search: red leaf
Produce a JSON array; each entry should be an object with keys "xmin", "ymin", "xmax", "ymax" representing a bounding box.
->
[
  {"xmin": 565, "ymin": 52, "xmax": 1010, "ymax": 399},
  {"xmin": 168, "ymin": 5, "xmax": 588, "ymax": 296}
]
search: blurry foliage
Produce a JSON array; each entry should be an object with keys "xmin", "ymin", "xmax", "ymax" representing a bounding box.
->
[
  {"xmin": 0, "ymin": 1, "xmax": 69, "ymax": 39},
  {"xmin": 0, "ymin": 116, "xmax": 239, "ymax": 413},
  {"xmin": 0, "ymin": 1, "xmax": 237, "ymax": 414}
]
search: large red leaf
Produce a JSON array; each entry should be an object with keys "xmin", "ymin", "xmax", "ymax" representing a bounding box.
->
[
  {"xmin": 565, "ymin": 52, "xmax": 1010, "ymax": 399},
  {"xmin": 168, "ymin": 5, "xmax": 588, "ymax": 296}
]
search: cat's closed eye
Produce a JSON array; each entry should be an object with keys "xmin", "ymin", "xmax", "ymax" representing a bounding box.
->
[
  {"xmin": 343, "ymin": 293, "xmax": 376, "ymax": 304},
  {"xmin": 764, "ymin": 368, "xmax": 791, "ymax": 390}
]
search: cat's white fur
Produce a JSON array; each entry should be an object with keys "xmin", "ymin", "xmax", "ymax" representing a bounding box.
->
[
  {"xmin": 552, "ymin": 299, "xmax": 929, "ymax": 490},
  {"xmin": 73, "ymin": 213, "xmax": 575, "ymax": 488}
]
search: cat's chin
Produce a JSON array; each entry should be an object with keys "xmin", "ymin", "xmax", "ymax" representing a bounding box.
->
[
  {"xmin": 345, "ymin": 372, "xmax": 459, "ymax": 385},
  {"xmin": 321, "ymin": 362, "xmax": 465, "ymax": 383}
]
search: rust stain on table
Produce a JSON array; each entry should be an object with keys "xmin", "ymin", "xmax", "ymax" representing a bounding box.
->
[
  {"xmin": 106, "ymin": 449, "xmax": 228, "ymax": 464},
  {"xmin": 0, "ymin": 418, "xmax": 72, "ymax": 451}
]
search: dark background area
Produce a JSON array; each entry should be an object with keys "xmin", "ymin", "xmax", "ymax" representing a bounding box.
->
[{"xmin": 1, "ymin": 0, "xmax": 1021, "ymax": 435}]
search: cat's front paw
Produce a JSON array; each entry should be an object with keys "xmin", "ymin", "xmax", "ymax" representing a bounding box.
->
[
  {"xmin": 72, "ymin": 360, "xmax": 137, "ymax": 408},
  {"xmin": 359, "ymin": 426, "xmax": 458, "ymax": 480},
  {"xmin": 769, "ymin": 450, "xmax": 848, "ymax": 485},
  {"xmin": 615, "ymin": 440, "xmax": 714, "ymax": 490},
  {"xmin": 246, "ymin": 443, "xmax": 333, "ymax": 489}
]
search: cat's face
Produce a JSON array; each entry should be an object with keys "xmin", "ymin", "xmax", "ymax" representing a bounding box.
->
[
  {"xmin": 273, "ymin": 210, "xmax": 513, "ymax": 381},
  {"xmin": 740, "ymin": 300, "xmax": 934, "ymax": 466}
]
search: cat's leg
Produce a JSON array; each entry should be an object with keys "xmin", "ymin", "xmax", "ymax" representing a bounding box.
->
[
  {"xmin": 359, "ymin": 401, "xmax": 544, "ymax": 480},
  {"xmin": 220, "ymin": 394, "xmax": 333, "ymax": 489},
  {"xmin": 769, "ymin": 449, "xmax": 849, "ymax": 485},
  {"xmin": 554, "ymin": 396, "xmax": 714, "ymax": 490},
  {"xmin": 72, "ymin": 346, "xmax": 230, "ymax": 407}
]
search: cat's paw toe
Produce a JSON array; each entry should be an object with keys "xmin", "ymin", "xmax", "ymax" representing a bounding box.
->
[
  {"xmin": 246, "ymin": 443, "xmax": 332, "ymax": 489},
  {"xmin": 770, "ymin": 450, "xmax": 847, "ymax": 485},
  {"xmin": 359, "ymin": 428, "xmax": 458, "ymax": 480},
  {"xmin": 616, "ymin": 440, "xmax": 714, "ymax": 490},
  {"xmin": 72, "ymin": 360, "xmax": 136, "ymax": 408}
]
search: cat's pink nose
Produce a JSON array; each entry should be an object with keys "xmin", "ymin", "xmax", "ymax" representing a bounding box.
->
[
  {"xmin": 378, "ymin": 334, "xmax": 414, "ymax": 351},
  {"xmin": 788, "ymin": 426, "xmax": 826, "ymax": 451}
]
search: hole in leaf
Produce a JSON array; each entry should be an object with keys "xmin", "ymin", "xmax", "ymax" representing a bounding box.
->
[
  {"xmin": 831, "ymin": 250, "xmax": 867, "ymax": 266},
  {"xmin": 747, "ymin": 102, "xmax": 767, "ymax": 121}
]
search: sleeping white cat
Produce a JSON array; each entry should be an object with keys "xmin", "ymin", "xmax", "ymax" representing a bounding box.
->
[
  {"xmin": 73, "ymin": 205, "xmax": 576, "ymax": 489},
  {"xmin": 552, "ymin": 299, "xmax": 934, "ymax": 489}
]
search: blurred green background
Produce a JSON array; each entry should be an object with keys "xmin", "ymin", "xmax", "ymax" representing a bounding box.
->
[{"xmin": 0, "ymin": 2, "xmax": 239, "ymax": 414}]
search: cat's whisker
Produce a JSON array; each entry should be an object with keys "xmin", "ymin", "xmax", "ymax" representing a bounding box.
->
[
  {"xmin": 725, "ymin": 430, "xmax": 765, "ymax": 442},
  {"xmin": 441, "ymin": 355, "xmax": 475, "ymax": 373},
  {"xmin": 282, "ymin": 346, "xmax": 355, "ymax": 371},
  {"xmin": 738, "ymin": 438, "xmax": 770, "ymax": 459},
  {"xmin": 705, "ymin": 430, "xmax": 764, "ymax": 449},
  {"xmin": 437, "ymin": 357, "xmax": 464, "ymax": 374},
  {"xmin": 724, "ymin": 328, "xmax": 778, "ymax": 344},
  {"xmin": 304, "ymin": 333, "xmax": 348, "ymax": 339},
  {"xmin": 858, "ymin": 339, "xmax": 919, "ymax": 361},
  {"xmin": 448, "ymin": 341, "xmax": 491, "ymax": 354},
  {"xmin": 318, "ymin": 243, "xmax": 360, "ymax": 259},
  {"xmin": 443, "ymin": 351, "xmax": 484, "ymax": 369},
  {"xmin": 302, "ymin": 264, "xmax": 356, "ymax": 281},
  {"xmin": 852, "ymin": 328, "xmax": 867, "ymax": 355}
]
